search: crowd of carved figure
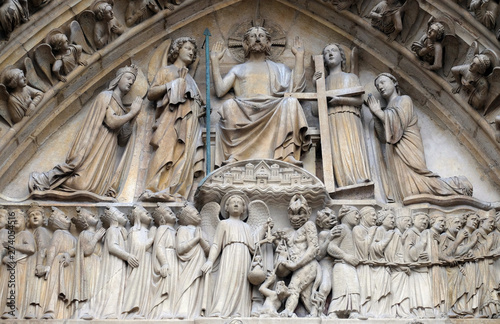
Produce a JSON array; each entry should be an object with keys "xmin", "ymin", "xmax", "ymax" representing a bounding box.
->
[{"xmin": 1, "ymin": 198, "xmax": 500, "ymax": 319}]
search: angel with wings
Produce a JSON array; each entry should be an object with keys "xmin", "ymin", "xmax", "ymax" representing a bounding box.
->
[
  {"xmin": 451, "ymin": 43, "xmax": 500, "ymax": 114},
  {"xmin": 0, "ymin": 0, "xmax": 29, "ymax": 40},
  {"xmin": 0, "ymin": 66, "xmax": 43, "ymax": 126},
  {"xmin": 34, "ymin": 30, "xmax": 87, "ymax": 84},
  {"xmin": 125, "ymin": 0, "xmax": 162, "ymax": 27},
  {"xmin": 368, "ymin": 0, "xmax": 418, "ymax": 41},
  {"xmin": 89, "ymin": 0, "xmax": 124, "ymax": 50},
  {"xmin": 411, "ymin": 21, "xmax": 446, "ymax": 71},
  {"xmin": 469, "ymin": 0, "xmax": 498, "ymax": 31},
  {"xmin": 411, "ymin": 18, "xmax": 461, "ymax": 77},
  {"xmin": 200, "ymin": 191, "xmax": 272, "ymax": 318}
]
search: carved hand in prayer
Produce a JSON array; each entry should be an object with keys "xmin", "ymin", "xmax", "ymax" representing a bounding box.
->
[
  {"xmin": 127, "ymin": 254, "xmax": 139, "ymax": 268},
  {"xmin": 130, "ymin": 96, "xmax": 143, "ymax": 117},
  {"xmin": 457, "ymin": 229, "xmax": 468, "ymax": 242},
  {"xmin": 201, "ymin": 260, "xmax": 213, "ymax": 274},
  {"xmin": 291, "ymin": 36, "xmax": 304, "ymax": 57},
  {"xmin": 95, "ymin": 227, "xmax": 106, "ymax": 241},
  {"xmin": 366, "ymin": 94, "xmax": 381, "ymax": 112},
  {"xmin": 210, "ymin": 41, "xmax": 226, "ymax": 61}
]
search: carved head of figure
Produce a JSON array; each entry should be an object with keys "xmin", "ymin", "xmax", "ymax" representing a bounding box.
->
[
  {"xmin": 360, "ymin": 206, "xmax": 377, "ymax": 227},
  {"xmin": 396, "ymin": 214, "xmax": 412, "ymax": 232},
  {"xmin": 49, "ymin": 33, "xmax": 70, "ymax": 53},
  {"xmin": 323, "ymin": 43, "xmax": 346, "ymax": 72},
  {"xmin": 129, "ymin": 204, "xmax": 152, "ymax": 228},
  {"xmin": 94, "ymin": 1, "xmax": 114, "ymax": 22},
  {"xmin": 2, "ymin": 67, "xmax": 27, "ymax": 91},
  {"xmin": 168, "ymin": 37, "xmax": 197, "ymax": 65},
  {"xmin": 108, "ymin": 64, "xmax": 138, "ymax": 93},
  {"xmin": 446, "ymin": 214, "xmax": 462, "ymax": 236},
  {"xmin": 276, "ymin": 280, "xmax": 291, "ymax": 301},
  {"xmin": 315, "ymin": 207, "xmax": 337, "ymax": 230},
  {"xmin": 27, "ymin": 202, "xmax": 46, "ymax": 229},
  {"xmin": 464, "ymin": 211, "xmax": 479, "ymax": 230},
  {"xmin": 153, "ymin": 203, "xmax": 176, "ymax": 226},
  {"xmin": 287, "ymin": 194, "xmax": 311, "ymax": 229},
  {"xmin": 479, "ymin": 209, "xmax": 495, "ymax": 234},
  {"xmin": 427, "ymin": 22, "xmax": 445, "ymax": 42},
  {"xmin": 178, "ymin": 202, "xmax": 201, "ymax": 226},
  {"xmin": 338, "ymin": 205, "xmax": 360, "ymax": 228},
  {"xmin": 72, "ymin": 207, "xmax": 98, "ymax": 231},
  {"xmin": 470, "ymin": 54, "xmax": 491, "ymax": 76},
  {"xmin": 243, "ymin": 26, "xmax": 271, "ymax": 58},
  {"xmin": 374, "ymin": 72, "xmax": 400, "ymax": 99},
  {"xmin": 429, "ymin": 211, "xmax": 446, "ymax": 234},
  {"xmin": 412, "ymin": 212, "xmax": 429, "ymax": 232},
  {"xmin": 0, "ymin": 206, "xmax": 7, "ymax": 229},
  {"xmin": 48, "ymin": 207, "xmax": 71, "ymax": 231},
  {"xmin": 225, "ymin": 194, "xmax": 247, "ymax": 219},
  {"xmin": 102, "ymin": 206, "xmax": 127, "ymax": 228},
  {"xmin": 376, "ymin": 207, "xmax": 395, "ymax": 230},
  {"xmin": 11, "ymin": 208, "xmax": 26, "ymax": 233}
]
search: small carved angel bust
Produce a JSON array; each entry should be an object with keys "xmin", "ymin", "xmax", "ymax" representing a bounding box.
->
[
  {"xmin": 125, "ymin": 0, "xmax": 160, "ymax": 27},
  {"xmin": 0, "ymin": 67, "xmax": 43, "ymax": 125},
  {"xmin": 411, "ymin": 22, "xmax": 445, "ymax": 71},
  {"xmin": 451, "ymin": 54, "xmax": 492, "ymax": 111},
  {"xmin": 93, "ymin": 0, "xmax": 124, "ymax": 49},
  {"xmin": 368, "ymin": 0, "xmax": 403, "ymax": 40},
  {"xmin": 469, "ymin": 0, "xmax": 498, "ymax": 30},
  {"xmin": 47, "ymin": 32, "xmax": 87, "ymax": 82},
  {"xmin": 0, "ymin": 0, "xmax": 29, "ymax": 41}
]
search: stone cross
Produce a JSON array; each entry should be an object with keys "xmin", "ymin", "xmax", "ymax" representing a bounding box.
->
[{"xmin": 285, "ymin": 54, "xmax": 364, "ymax": 194}]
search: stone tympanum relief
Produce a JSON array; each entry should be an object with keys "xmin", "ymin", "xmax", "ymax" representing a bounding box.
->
[{"xmin": 1, "ymin": 0, "xmax": 500, "ymax": 322}]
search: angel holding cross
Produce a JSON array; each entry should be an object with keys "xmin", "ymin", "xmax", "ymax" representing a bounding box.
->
[{"xmin": 315, "ymin": 44, "xmax": 371, "ymax": 188}]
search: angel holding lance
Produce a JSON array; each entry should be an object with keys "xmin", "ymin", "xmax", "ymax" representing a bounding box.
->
[{"xmin": 200, "ymin": 192, "xmax": 272, "ymax": 318}]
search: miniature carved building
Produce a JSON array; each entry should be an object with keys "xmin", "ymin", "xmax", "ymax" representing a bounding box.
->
[{"xmin": 0, "ymin": 0, "xmax": 500, "ymax": 322}]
